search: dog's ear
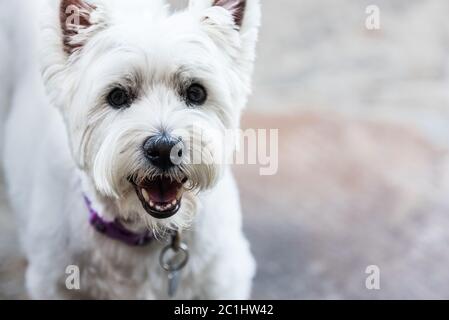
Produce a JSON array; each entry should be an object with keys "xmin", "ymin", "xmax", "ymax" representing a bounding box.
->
[
  {"xmin": 191, "ymin": 0, "xmax": 260, "ymax": 32},
  {"xmin": 211, "ymin": 0, "xmax": 246, "ymax": 28},
  {"xmin": 59, "ymin": 0, "xmax": 104, "ymax": 54},
  {"xmin": 192, "ymin": 0, "xmax": 261, "ymax": 67}
]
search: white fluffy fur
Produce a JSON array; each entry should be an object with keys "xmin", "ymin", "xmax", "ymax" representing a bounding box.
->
[
  {"xmin": 0, "ymin": 0, "xmax": 13, "ymax": 161},
  {"xmin": 2, "ymin": 0, "xmax": 260, "ymax": 299}
]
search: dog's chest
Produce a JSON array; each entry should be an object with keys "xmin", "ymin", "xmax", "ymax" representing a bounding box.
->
[{"xmin": 74, "ymin": 238, "xmax": 197, "ymax": 299}]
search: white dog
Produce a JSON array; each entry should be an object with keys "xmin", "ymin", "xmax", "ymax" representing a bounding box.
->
[{"xmin": 2, "ymin": 0, "xmax": 260, "ymax": 299}]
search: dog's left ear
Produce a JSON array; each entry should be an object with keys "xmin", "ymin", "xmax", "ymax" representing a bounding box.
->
[
  {"xmin": 211, "ymin": 0, "xmax": 246, "ymax": 28},
  {"xmin": 192, "ymin": 0, "xmax": 261, "ymax": 60}
]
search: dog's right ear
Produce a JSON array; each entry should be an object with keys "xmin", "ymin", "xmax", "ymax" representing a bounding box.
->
[
  {"xmin": 59, "ymin": 0, "xmax": 105, "ymax": 55},
  {"xmin": 41, "ymin": 0, "xmax": 107, "ymax": 109}
]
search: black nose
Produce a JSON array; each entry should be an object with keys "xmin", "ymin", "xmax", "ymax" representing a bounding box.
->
[{"xmin": 143, "ymin": 134, "xmax": 182, "ymax": 170}]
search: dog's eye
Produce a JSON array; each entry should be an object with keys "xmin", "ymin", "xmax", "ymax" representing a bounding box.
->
[
  {"xmin": 107, "ymin": 88, "xmax": 131, "ymax": 109},
  {"xmin": 186, "ymin": 84, "xmax": 207, "ymax": 106}
]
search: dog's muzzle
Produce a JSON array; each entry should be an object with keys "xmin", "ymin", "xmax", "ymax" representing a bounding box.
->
[
  {"xmin": 132, "ymin": 176, "xmax": 187, "ymax": 219},
  {"xmin": 131, "ymin": 134, "xmax": 187, "ymax": 219},
  {"xmin": 143, "ymin": 134, "xmax": 183, "ymax": 171}
]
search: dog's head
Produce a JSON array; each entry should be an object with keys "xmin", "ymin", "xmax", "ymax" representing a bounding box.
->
[{"xmin": 40, "ymin": 0, "xmax": 260, "ymax": 231}]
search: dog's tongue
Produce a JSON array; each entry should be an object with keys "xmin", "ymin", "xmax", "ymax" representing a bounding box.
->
[{"xmin": 142, "ymin": 177, "xmax": 182, "ymax": 203}]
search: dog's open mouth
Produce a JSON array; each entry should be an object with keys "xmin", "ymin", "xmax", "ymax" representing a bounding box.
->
[{"xmin": 132, "ymin": 176, "xmax": 187, "ymax": 219}]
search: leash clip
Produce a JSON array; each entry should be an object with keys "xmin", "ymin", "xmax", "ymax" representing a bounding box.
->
[{"xmin": 159, "ymin": 231, "xmax": 189, "ymax": 297}]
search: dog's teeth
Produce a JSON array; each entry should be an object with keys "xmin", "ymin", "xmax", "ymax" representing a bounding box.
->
[
  {"xmin": 156, "ymin": 205, "xmax": 162, "ymax": 211},
  {"xmin": 149, "ymin": 201, "xmax": 155, "ymax": 207},
  {"xmin": 172, "ymin": 200, "xmax": 177, "ymax": 206},
  {"xmin": 141, "ymin": 189, "xmax": 150, "ymax": 202}
]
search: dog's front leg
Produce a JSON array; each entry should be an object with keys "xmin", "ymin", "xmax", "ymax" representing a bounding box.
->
[
  {"xmin": 25, "ymin": 266, "xmax": 62, "ymax": 299},
  {"xmin": 25, "ymin": 264, "xmax": 89, "ymax": 300},
  {"xmin": 196, "ymin": 242, "xmax": 256, "ymax": 300}
]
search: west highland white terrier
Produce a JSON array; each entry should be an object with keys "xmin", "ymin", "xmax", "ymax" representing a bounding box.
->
[{"xmin": 1, "ymin": 0, "xmax": 260, "ymax": 299}]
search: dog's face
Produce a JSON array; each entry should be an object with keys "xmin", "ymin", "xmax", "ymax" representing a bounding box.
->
[{"xmin": 41, "ymin": 0, "xmax": 260, "ymax": 230}]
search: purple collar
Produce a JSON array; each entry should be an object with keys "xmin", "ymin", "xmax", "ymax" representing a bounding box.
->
[{"xmin": 84, "ymin": 196, "xmax": 153, "ymax": 247}]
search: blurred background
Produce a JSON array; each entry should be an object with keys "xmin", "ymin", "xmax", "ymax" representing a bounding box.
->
[{"xmin": 3, "ymin": 0, "xmax": 449, "ymax": 299}]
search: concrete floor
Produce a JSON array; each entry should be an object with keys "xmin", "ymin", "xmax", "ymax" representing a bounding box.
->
[
  {"xmin": 0, "ymin": 177, "xmax": 25, "ymax": 299},
  {"xmin": 238, "ymin": 113, "xmax": 449, "ymax": 299}
]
